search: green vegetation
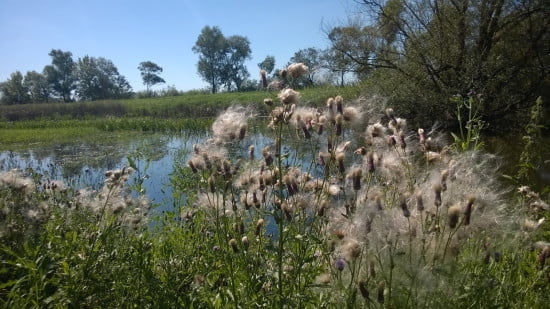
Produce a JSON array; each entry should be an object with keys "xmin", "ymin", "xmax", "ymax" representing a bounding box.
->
[
  {"xmin": 1, "ymin": 88, "xmax": 548, "ymax": 307},
  {"xmin": 0, "ymin": 85, "xmax": 362, "ymax": 121}
]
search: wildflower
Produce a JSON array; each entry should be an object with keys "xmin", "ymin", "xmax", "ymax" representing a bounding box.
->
[
  {"xmin": 386, "ymin": 108, "xmax": 395, "ymax": 122},
  {"xmin": 463, "ymin": 195, "xmax": 475, "ymax": 225},
  {"xmin": 242, "ymin": 236, "xmax": 250, "ymax": 250},
  {"xmin": 342, "ymin": 239, "xmax": 361, "ymax": 261},
  {"xmin": 335, "ymin": 229, "xmax": 346, "ymax": 240},
  {"xmin": 255, "ymin": 218, "xmax": 264, "ymax": 236},
  {"xmin": 366, "ymin": 123, "xmax": 385, "ymax": 139},
  {"xmin": 335, "ymin": 114, "xmax": 343, "ymax": 136},
  {"xmin": 418, "ymin": 128, "xmax": 426, "ymax": 144},
  {"xmin": 318, "ymin": 200, "xmax": 328, "ymax": 217},
  {"xmin": 287, "ymin": 63, "xmax": 308, "ymax": 79},
  {"xmin": 343, "ymin": 106, "xmax": 361, "ymax": 123},
  {"xmin": 416, "ymin": 191, "xmax": 424, "ymax": 211},
  {"xmin": 367, "ymin": 152, "xmax": 375, "ymax": 173},
  {"xmin": 229, "ymin": 238, "xmax": 238, "ymax": 253},
  {"xmin": 440, "ymin": 169, "xmax": 449, "ymax": 191},
  {"xmin": 336, "ymin": 153, "xmax": 345, "ymax": 174},
  {"xmin": 335, "ymin": 258, "xmax": 346, "ymax": 271},
  {"xmin": 188, "ymin": 159, "xmax": 198, "ymax": 173},
  {"xmin": 433, "ymin": 183, "xmax": 442, "ymax": 207},
  {"xmin": 262, "ymin": 146, "xmax": 273, "ymax": 166},
  {"xmin": 358, "ymin": 280, "xmax": 370, "ymax": 300},
  {"xmin": 369, "ymin": 260, "xmax": 376, "ymax": 278},
  {"xmin": 539, "ymin": 246, "xmax": 550, "ymax": 267},
  {"xmin": 316, "ymin": 273, "xmax": 331, "ymax": 285},
  {"xmin": 211, "ymin": 105, "xmax": 252, "ymax": 143},
  {"xmin": 448, "ymin": 204, "xmax": 461, "ymax": 228},
  {"xmin": 400, "ymin": 193, "xmax": 411, "ymax": 218},
  {"xmin": 349, "ymin": 168, "xmax": 363, "ymax": 191},
  {"xmin": 277, "ymin": 88, "xmax": 300, "ymax": 104},
  {"xmin": 399, "ymin": 131, "xmax": 407, "ymax": 150},
  {"xmin": 248, "ymin": 145, "xmax": 255, "ymax": 160},
  {"xmin": 388, "ymin": 135, "xmax": 397, "ymax": 147},
  {"xmin": 377, "ymin": 281, "xmax": 385, "ymax": 304}
]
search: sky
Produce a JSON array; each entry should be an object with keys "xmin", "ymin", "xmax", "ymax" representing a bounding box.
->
[{"xmin": 0, "ymin": 0, "xmax": 358, "ymax": 92}]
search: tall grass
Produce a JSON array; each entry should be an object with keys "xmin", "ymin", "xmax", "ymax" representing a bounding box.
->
[
  {"xmin": 1, "ymin": 87, "xmax": 548, "ymax": 307},
  {"xmin": 0, "ymin": 86, "xmax": 362, "ymax": 122}
]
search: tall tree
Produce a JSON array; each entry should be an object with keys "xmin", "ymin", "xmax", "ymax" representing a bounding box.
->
[
  {"xmin": 138, "ymin": 61, "xmax": 165, "ymax": 94},
  {"xmin": 74, "ymin": 56, "xmax": 132, "ymax": 101},
  {"xmin": 338, "ymin": 0, "xmax": 550, "ymax": 130},
  {"xmin": 43, "ymin": 49, "xmax": 76, "ymax": 102},
  {"xmin": 192, "ymin": 26, "xmax": 252, "ymax": 93},
  {"xmin": 192, "ymin": 26, "xmax": 228, "ymax": 94},
  {"xmin": 0, "ymin": 71, "xmax": 29, "ymax": 105},
  {"xmin": 222, "ymin": 35, "xmax": 251, "ymax": 91},
  {"xmin": 24, "ymin": 71, "xmax": 50, "ymax": 103}
]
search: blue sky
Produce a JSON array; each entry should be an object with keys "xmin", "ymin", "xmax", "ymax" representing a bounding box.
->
[{"xmin": 0, "ymin": 0, "xmax": 357, "ymax": 92}]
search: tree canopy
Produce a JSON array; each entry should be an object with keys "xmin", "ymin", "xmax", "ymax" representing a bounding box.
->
[
  {"xmin": 329, "ymin": 0, "xmax": 550, "ymax": 131},
  {"xmin": 138, "ymin": 61, "xmax": 165, "ymax": 94},
  {"xmin": 74, "ymin": 56, "xmax": 132, "ymax": 101},
  {"xmin": 192, "ymin": 26, "xmax": 252, "ymax": 93},
  {"xmin": 43, "ymin": 49, "xmax": 76, "ymax": 102}
]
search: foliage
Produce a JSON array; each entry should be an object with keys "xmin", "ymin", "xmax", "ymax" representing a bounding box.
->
[
  {"xmin": 332, "ymin": 0, "xmax": 550, "ymax": 132},
  {"xmin": 516, "ymin": 97, "xmax": 547, "ymax": 190},
  {"xmin": 43, "ymin": 49, "xmax": 76, "ymax": 102},
  {"xmin": 1, "ymin": 88, "xmax": 548, "ymax": 307},
  {"xmin": 23, "ymin": 71, "xmax": 50, "ymax": 103},
  {"xmin": 257, "ymin": 55, "xmax": 276, "ymax": 76},
  {"xmin": 138, "ymin": 61, "xmax": 165, "ymax": 94},
  {"xmin": 192, "ymin": 26, "xmax": 252, "ymax": 93},
  {"xmin": 74, "ymin": 56, "xmax": 133, "ymax": 101},
  {"xmin": 450, "ymin": 94, "xmax": 486, "ymax": 152},
  {"xmin": 0, "ymin": 85, "xmax": 362, "ymax": 122},
  {"xmin": 0, "ymin": 71, "xmax": 29, "ymax": 105}
]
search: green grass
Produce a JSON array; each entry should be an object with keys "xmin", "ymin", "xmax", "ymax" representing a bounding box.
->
[
  {"xmin": 0, "ymin": 118, "xmax": 212, "ymax": 149},
  {"xmin": 0, "ymin": 85, "xmax": 363, "ymax": 121}
]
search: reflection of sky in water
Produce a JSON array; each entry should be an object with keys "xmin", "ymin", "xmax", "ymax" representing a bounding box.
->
[
  {"xmin": 0, "ymin": 129, "xmax": 296, "ymax": 214},
  {"xmin": 0, "ymin": 126, "xmax": 367, "ymax": 218}
]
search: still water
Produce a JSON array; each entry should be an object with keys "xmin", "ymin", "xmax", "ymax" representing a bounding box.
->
[{"xmin": 1, "ymin": 131, "xmax": 548, "ymax": 214}]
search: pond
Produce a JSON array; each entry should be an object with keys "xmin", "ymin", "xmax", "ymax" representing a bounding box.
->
[
  {"xmin": 0, "ymin": 126, "xmax": 285, "ymax": 214},
  {"xmin": 1, "ymin": 128, "xmax": 549, "ymax": 216}
]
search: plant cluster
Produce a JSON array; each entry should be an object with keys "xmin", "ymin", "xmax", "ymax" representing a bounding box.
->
[{"xmin": 1, "ymin": 85, "xmax": 549, "ymax": 307}]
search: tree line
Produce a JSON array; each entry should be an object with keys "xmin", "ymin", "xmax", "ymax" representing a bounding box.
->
[
  {"xmin": 0, "ymin": 50, "xmax": 167, "ymax": 104},
  {"xmin": 2, "ymin": 0, "xmax": 548, "ymax": 133}
]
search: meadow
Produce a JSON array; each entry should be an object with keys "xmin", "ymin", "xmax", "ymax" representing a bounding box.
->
[{"xmin": 0, "ymin": 87, "xmax": 549, "ymax": 308}]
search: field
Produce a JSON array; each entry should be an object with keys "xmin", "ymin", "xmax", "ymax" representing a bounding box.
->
[{"xmin": 1, "ymin": 87, "xmax": 549, "ymax": 308}]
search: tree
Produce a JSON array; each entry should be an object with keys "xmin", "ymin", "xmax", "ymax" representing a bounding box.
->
[
  {"xmin": 258, "ymin": 55, "xmax": 276, "ymax": 75},
  {"xmin": 336, "ymin": 0, "xmax": 550, "ymax": 131},
  {"xmin": 192, "ymin": 26, "xmax": 228, "ymax": 94},
  {"xmin": 0, "ymin": 71, "xmax": 29, "ymax": 104},
  {"xmin": 320, "ymin": 48, "xmax": 356, "ymax": 87},
  {"xmin": 222, "ymin": 35, "xmax": 251, "ymax": 91},
  {"xmin": 138, "ymin": 61, "xmax": 165, "ymax": 94},
  {"xmin": 290, "ymin": 48, "xmax": 324, "ymax": 86},
  {"xmin": 192, "ymin": 26, "xmax": 252, "ymax": 93},
  {"xmin": 74, "ymin": 56, "xmax": 132, "ymax": 101},
  {"xmin": 43, "ymin": 49, "xmax": 76, "ymax": 102},
  {"xmin": 24, "ymin": 71, "xmax": 50, "ymax": 103}
]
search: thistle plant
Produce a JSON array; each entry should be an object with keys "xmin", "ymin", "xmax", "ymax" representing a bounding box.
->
[{"xmin": 1, "ymin": 77, "xmax": 548, "ymax": 307}]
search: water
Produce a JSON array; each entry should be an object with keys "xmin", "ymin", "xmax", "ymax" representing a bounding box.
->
[{"xmin": 1, "ymin": 130, "xmax": 548, "ymax": 215}]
